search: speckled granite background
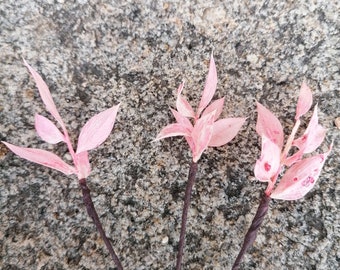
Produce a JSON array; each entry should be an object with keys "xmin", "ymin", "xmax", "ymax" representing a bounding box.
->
[{"xmin": 0, "ymin": 1, "xmax": 339, "ymax": 269}]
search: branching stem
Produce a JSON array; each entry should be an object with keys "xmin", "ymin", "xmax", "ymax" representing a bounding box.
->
[
  {"xmin": 79, "ymin": 178, "xmax": 123, "ymax": 270},
  {"xmin": 176, "ymin": 161, "xmax": 198, "ymax": 270}
]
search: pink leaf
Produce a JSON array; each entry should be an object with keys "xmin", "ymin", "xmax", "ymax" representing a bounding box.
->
[
  {"xmin": 293, "ymin": 105, "xmax": 326, "ymax": 154},
  {"xmin": 283, "ymin": 151, "xmax": 304, "ymax": 167},
  {"xmin": 185, "ymin": 136, "xmax": 195, "ymax": 156},
  {"xmin": 171, "ymin": 108, "xmax": 193, "ymax": 131},
  {"xmin": 76, "ymin": 104, "xmax": 120, "ymax": 154},
  {"xmin": 191, "ymin": 110, "xmax": 215, "ymax": 162},
  {"xmin": 197, "ymin": 54, "xmax": 217, "ymax": 116},
  {"xmin": 155, "ymin": 123, "xmax": 191, "ymax": 141},
  {"xmin": 271, "ymin": 150, "xmax": 330, "ymax": 200},
  {"xmin": 176, "ymin": 82, "xmax": 195, "ymax": 118},
  {"xmin": 295, "ymin": 82, "xmax": 313, "ymax": 120},
  {"xmin": 2, "ymin": 141, "xmax": 76, "ymax": 175},
  {"xmin": 74, "ymin": 151, "xmax": 91, "ymax": 179},
  {"xmin": 285, "ymin": 106, "xmax": 327, "ymax": 167},
  {"xmin": 256, "ymin": 102, "xmax": 284, "ymax": 148},
  {"xmin": 202, "ymin": 97, "xmax": 225, "ymax": 121},
  {"xmin": 23, "ymin": 60, "xmax": 65, "ymax": 128},
  {"xmin": 254, "ymin": 136, "xmax": 281, "ymax": 182},
  {"xmin": 35, "ymin": 114, "xmax": 65, "ymax": 144},
  {"xmin": 208, "ymin": 117, "xmax": 246, "ymax": 147}
]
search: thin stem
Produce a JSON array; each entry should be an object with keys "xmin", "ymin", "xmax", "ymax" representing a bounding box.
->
[
  {"xmin": 281, "ymin": 119, "xmax": 300, "ymax": 162},
  {"xmin": 176, "ymin": 161, "xmax": 198, "ymax": 270},
  {"xmin": 79, "ymin": 178, "xmax": 123, "ymax": 270},
  {"xmin": 232, "ymin": 194, "xmax": 271, "ymax": 270}
]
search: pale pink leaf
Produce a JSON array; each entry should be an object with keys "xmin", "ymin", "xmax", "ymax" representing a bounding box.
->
[
  {"xmin": 191, "ymin": 110, "xmax": 215, "ymax": 162},
  {"xmin": 185, "ymin": 136, "xmax": 195, "ymax": 156},
  {"xmin": 202, "ymin": 97, "xmax": 225, "ymax": 121},
  {"xmin": 295, "ymin": 82, "xmax": 313, "ymax": 120},
  {"xmin": 170, "ymin": 108, "xmax": 193, "ymax": 131},
  {"xmin": 197, "ymin": 54, "xmax": 217, "ymax": 116},
  {"xmin": 208, "ymin": 117, "xmax": 246, "ymax": 147},
  {"xmin": 23, "ymin": 60, "xmax": 65, "ymax": 128},
  {"xmin": 256, "ymin": 102, "xmax": 284, "ymax": 148},
  {"xmin": 283, "ymin": 150, "xmax": 304, "ymax": 167},
  {"xmin": 74, "ymin": 151, "xmax": 91, "ymax": 179},
  {"xmin": 170, "ymin": 108, "xmax": 193, "ymax": 127},
  {"xmin": 254, "ymin": 136, "xmax": 281, "ymax": 182},
  {"xmin": 2, "ymin": 141, "xmax": 76, "ymax": 175},
  {"xmin": 76, "ymin": 104, "xmax": 120, "ymax": 154},
  {"xmin": 176, "ymin": 82, "xmax": 195, "ymax": 118},
  {"xmin": 292, "ymin": 105, "xmax": 326, "ymax": 153},
  {"xmin": 155, "ymin": 123, "xmax": 191, "ymax": 141},
  {"xmin": 271, "ymin": 148, "xmax": 331, "ymax": 200},
  {"xmin": 35, "ymin": 114, "xmax": 65, "ymax": 144}
]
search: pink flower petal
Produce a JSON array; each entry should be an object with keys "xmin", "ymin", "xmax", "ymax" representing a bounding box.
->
[
  {"xmin": 35, "ymin": 114, "xmax": 65, "ymax": 144},
  {"xmin": 76, "ymin": 104, "xmax": 120, "ymax": 154},
  {"xmin": 2, "ymin": 141, "xmax": 76, "ymax": 175},
  {"xmin": 23, "ymin": 60, "xmax": 65, "ymax": 129},
  {"xmin": 202, "ymin": 97, "xmax": 225, "ymax": 121},
  {"xmin": 191, "ymin": 110, "xmax": 215, "ymax": 162},
  {"xmin": 256, "ymin": 102, "xmax": 284, "ymax": 148},
  {"xmin": 271, "ymin": 149, "xmax": 330, "ymax": 200},
  {"xmin": 197, "ymin": 54, "xmax": 217, "ymax": 117},
  {"xmin": 74, "ymin": 151, "xmax": 91, "ymax": 179},
  {"xmin": 254, "ymin": 136, "xmax": 281, "ymax": 182},
  {"xmin": 295, "ymin": 82, "xmax": 313, "ymax": 120},
  {"xmin": 208, "ymin": 117, "xmax": 246, "ymax": 147},
  {"xmin": 155, "ymin": 123, "xmax": 191, "ymax": 141},
  {"xmin": 176, "ymin": 82, "xmax": 195, "ymax": 118}
]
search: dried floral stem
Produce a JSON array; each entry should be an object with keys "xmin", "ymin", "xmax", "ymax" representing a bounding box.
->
[
  {"xmin": 232, "ymin": 194, "xmax": 271, "ymax": 270},
  {"xmin": 176, "ymin": 161, "xmax": 198, "ymax": 270},
  {"xmin": 79, "ymin": 178, "xmax": 123, "ymax": 270}
]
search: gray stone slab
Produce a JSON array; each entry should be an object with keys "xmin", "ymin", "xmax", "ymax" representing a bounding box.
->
[{"xmin": 0, "ymin": 1, "xmax": 339, "ymax": 269}]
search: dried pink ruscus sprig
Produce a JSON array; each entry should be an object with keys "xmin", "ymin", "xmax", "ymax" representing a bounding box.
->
[
  {"xmin": 2, "ymin": 60, "xmax": 119, "ymax": 179},
  {"xmin": 255, "ymin": 82, "xmax": 331, "ymax": 200},
  {"xmin": 232, "ymin": 82, "xmax": 331, "ymax": 270},
  {"xmin": 156, "ymin": 54, "xmax": 246, "ymax": 270},
  {"xmin": 156, "ymin": 54, "xmax": 246, "ymax": 162},
  {"xmin": 2, "ymin": 61, "xmax": 123, "ymax": 269}
]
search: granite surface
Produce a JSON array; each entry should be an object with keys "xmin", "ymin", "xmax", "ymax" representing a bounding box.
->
[{"xmin": 0, "ymin": 1, "xmax": 339, "ymax": 269}]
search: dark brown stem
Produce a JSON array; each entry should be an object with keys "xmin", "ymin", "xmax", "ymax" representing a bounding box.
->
[
  {"xmin": 79, "ymin": 178, "xmax": 123, "ymax": 270},
  {"xmin": 176, "ymin": 161, "xmax": 198, "ymax": 270},
  {"xmin": 232, "ymin": 194, "xmax": 271, "ymax": 270}
]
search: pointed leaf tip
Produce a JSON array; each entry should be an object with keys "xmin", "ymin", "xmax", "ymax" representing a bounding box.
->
[
  {"xmin": 2, "ymin": 141, "xmax": 76, "ymax": 175},
  {"xmin": 295, "ymin": 82, "xmax": 313, "ymax": 120},
  {"xmin": 76, "ymin": 104, "xmax": 120, "ymax": 154},
  {"xmin": 197, "ymin": 54, "xmax": 217, "ymax": 116},
  {"xmin": 23, "ymin": 61, "xmax": 65, "ymax": 128},
  {"xmin": 208, "ymin": 117, "xmax": 246, "ymax": 147},
  {"xmin": 202, "ymin": 97, "xmax": 225, "ymax": 121},
  {"xmin": 155, "ymin": 123, "xmax": 192, "ymax": 141},
  {"xmin": 176, "ymin": 82, "xmax": 195, "ymax": 118}
]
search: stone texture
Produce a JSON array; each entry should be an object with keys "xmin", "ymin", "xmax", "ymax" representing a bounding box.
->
[{"xmin": 0, "ymin": 0, "xmax": 339, "ymax": 269}]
